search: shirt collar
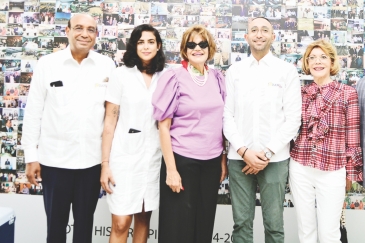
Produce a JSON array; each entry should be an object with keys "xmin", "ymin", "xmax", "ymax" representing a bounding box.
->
[
  {"xmin": 62, "ymin": 46, "xmax": 97, "ymax": 65},
  {"xmin": 248, "ymin": 51, "xmax": 273, "ymax": 67}
]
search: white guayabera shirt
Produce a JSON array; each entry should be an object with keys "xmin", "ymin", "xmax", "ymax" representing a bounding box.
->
[
  {"xmin": 223, "ymin": 52, "xmax": 302, "ymax": 163},
  {"xmin": 22, "ymin": 47, "xmax": 115, "ymax": 169}
]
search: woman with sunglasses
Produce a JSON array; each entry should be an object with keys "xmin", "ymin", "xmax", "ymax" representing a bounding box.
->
[
  {"xmin": 290, "ymin": 39, "xmax": 363, "ymax": 242},
  {"xmin": 152, "ymin": 25, "xmax": 227, "ymax": 243}
]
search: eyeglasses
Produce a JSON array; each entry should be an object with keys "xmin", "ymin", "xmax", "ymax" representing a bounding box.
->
[
  {"xmin": 72, "ymin": 26, "xmax": 96, "ymax": 34},
  {"xmin": 186, "ymin": 41, "xmax": 209, "ymax": 49},
  {"xmin": 249, "ymin": 28, "xmax": 272, "ymax": 35},
  {"xmin": 306, "ymin": 55, "xmax": 329, "ymax": 63}
]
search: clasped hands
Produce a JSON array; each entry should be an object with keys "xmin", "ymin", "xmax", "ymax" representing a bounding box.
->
[{"xmin": 238, "ymin": 147, "xmax": 269, "ymax": 175}]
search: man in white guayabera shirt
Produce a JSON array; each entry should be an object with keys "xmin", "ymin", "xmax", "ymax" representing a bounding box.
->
[
  {"xmin": 223, "ymin": 17, "xmax": 302, "ymax": 243},
  {"xmin": 22, "ymin": 14, "xmax": 115, "ymax": 243}
]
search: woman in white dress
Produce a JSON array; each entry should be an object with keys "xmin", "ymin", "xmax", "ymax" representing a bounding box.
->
[{"xmin": 100, "ymin": 24, "xmax": 166, "ymax": 243}]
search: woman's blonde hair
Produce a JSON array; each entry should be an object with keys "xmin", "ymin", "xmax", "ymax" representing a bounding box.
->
[
  {"xmin": 302, "ymin": 39, "xmax": 340, "ymax": 76},
  {"xmin": 180, "ymin": 25, "xmax": 216, "ymax": 62}
]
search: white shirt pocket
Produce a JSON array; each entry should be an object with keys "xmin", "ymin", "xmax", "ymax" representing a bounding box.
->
[
  {"xmin": 48, "ymin": 86, "xmax": 68, "ymax": 107},
  {"xmin": 124, "ymin": 132, "xmax": 145, "ymax": 155}
]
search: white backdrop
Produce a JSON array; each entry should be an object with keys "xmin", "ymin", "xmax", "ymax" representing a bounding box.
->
[{"xmin": 1, "ymin": 194, "xmax": 365, "ymax": 243}]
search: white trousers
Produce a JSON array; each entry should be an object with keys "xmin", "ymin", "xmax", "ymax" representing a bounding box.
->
[{"xmin": 289, "ymin": 159, "xmax": 346, "ymax": 243}]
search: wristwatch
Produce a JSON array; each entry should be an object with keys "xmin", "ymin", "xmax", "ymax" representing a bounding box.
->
[{"xmin": 264, "ymin": 148, "xmax": 273, "ymax": 159}]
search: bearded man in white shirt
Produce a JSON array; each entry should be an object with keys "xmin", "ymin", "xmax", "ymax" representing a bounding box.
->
[
  {"xmin": 23, "ymin": 14, "xmax": 115, "ymax": 243},
  {"xmin": 223, "ymin": 17, "xmax": 301, "ymax": 243}
]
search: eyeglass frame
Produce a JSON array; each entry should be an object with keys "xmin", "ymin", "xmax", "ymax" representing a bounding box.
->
[
  {"xmin": 306, "ymin": 55, "xmax": 330, "ymax": 63},
  {"xmin": 72, "ymin": 26, "xmax": 97, "ymax": 34},
  {"xmin": 248, "ymin": 26, "xmax": 273, "ymax": 36}
]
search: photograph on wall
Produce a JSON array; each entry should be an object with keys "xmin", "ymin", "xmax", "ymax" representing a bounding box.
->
[{"xmin": 0, "ymin": 0, "xmax": 361, "ymax": 211}]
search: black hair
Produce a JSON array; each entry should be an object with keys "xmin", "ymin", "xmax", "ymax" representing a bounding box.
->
[
  {"xmin": 251, "ymin": 17, "xmax": 272, "ymax": 25},
  {"xmin": 123, "ymin": 24, "xmax": 165, "ymax": 74}
]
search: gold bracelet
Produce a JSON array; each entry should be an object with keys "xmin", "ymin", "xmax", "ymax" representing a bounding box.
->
[{"xmin": 101, "ymin": 161, "xmax": 109, "ymax": 164}]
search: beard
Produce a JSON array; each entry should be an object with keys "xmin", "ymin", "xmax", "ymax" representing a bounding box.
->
[{"xmin": 250, "ymin": 40, "xmax": 271, "ymax": 52}]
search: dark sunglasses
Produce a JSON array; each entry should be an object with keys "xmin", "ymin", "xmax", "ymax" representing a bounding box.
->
[{"xmin": 186, "ymin": 41, "xmax": 209, "ymax": 49}]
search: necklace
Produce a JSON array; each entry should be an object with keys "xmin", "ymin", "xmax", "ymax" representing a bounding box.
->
[{"xmin": 187, "ymin": 63, "xmax": 208, "ymax": 86}]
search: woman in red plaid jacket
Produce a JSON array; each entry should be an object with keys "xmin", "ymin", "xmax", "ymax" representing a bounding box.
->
[{"xmin": 290, "ymin": 39, "xmax": 363, "ymax": 243}]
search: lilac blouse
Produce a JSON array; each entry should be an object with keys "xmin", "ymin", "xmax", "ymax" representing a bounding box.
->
[{"xmin": 152, "ymin": 66, "xmax": 226, "ymax": 160}]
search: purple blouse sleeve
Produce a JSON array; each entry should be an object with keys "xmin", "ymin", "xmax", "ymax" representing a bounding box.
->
[
  {"xmin": 152, "ymin": 69, "xmax": 180, "ymax": 121},
  {"xmin": 213, "ymin": 69, "xmax": 226, "ymax": 102}
]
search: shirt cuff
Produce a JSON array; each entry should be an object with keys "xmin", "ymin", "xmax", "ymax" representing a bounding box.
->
[
  {"xmin": 24, "ymin": 148, "xmax": 38, "ymax": 163},
  {"xmin": 105, "ymin": 95, "xmax": 120, "ymax": 105},
  {"xmin": 266, "ymin": 139, "xmax": 285, "ymax": 155},
  {"xmin": 229, "ymin": 134, "xmax": 245, "ymax": 153}
]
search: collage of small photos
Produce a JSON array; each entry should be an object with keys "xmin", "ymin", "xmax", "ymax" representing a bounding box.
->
[{"xmin": 0, "ymin": 0, "xmax": 364, "ymax": 200}]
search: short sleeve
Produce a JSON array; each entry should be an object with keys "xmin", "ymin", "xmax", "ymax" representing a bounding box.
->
[
  {"xmin": 105, "ymin": 67, "xmax": 123, "ymax": 105},
  {"xmin": 212, "ymin": 69, "xmax": 226, "ymax": 102},
  {"xmin": 152, "ymin": 69, "xmax": 180, "ymax": 121}
]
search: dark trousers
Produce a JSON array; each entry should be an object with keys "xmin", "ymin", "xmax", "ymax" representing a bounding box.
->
[
  {"xmin": 158, "ymin": 152, "xmax": 222, "ymax": 243},
  {"xmin": 41, "ymin": 164, "xmax": 101, "ymax": 243}
]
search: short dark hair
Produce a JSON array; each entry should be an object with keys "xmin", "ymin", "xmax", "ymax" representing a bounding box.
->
[
  {"xmin": 251, "ymin": 17, "xmax": 272, "ymax": 25},
  {"xmin": 123, "ymin": 24, "xmax": 165, "ymax": 74},
  {"xmin": 248, "ymin": 17, "xmax": 274, "ymax": 34}
]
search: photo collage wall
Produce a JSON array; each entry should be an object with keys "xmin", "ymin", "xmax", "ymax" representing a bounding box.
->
[{"xmin": 0, "ymin": 0, "xmax": 364, "ymax": 207}]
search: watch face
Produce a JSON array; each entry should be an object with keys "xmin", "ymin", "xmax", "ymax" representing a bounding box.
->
[{"xmin": 265, "ymin": 151, "xmax": 272, "ymax": 159}]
